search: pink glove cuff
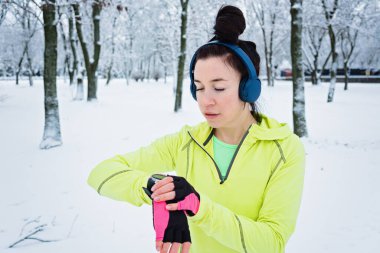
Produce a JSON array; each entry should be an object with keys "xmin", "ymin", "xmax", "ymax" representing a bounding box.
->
[{"xmin": 177, "ymin": 193, "xmax": 200, "ymax": 215}]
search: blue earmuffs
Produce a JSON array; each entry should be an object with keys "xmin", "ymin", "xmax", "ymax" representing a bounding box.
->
[{"xmin": 189, "ymin": 40, "xmax": 261, "ymax": 103}]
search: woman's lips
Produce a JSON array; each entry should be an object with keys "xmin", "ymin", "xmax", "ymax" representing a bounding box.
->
[{"xmin": 205, "ymin": 113, "xmax": 220, "ymax": 119}]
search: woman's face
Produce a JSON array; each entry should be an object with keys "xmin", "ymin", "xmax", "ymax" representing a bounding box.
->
[{"xmin": 194, "ymin": 56, "xmax": 249, "ymax": 129}]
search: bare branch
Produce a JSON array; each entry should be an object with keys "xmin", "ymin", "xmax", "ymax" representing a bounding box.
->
[
  {"xmin": 8, "ymin": 0, "xmax": 43, "ymax": 25},
  {"xmin": 9, "ymin": 224, "xmax": 57, "ymax": 248}
]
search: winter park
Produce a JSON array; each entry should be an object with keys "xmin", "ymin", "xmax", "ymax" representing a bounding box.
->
[{"xmin": 0, "ymin": 1, "xmax": 379, "ymax": 253}]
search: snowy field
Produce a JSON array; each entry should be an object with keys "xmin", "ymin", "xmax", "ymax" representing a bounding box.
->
[{"xmin": 0, "ymin": 78, "xmax": 379, "ymax": 253}]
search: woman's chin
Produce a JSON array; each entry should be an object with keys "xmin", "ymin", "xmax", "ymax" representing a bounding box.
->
[{"xmin": 205, "ymin": 119, "xmax": 222, "ymax": 128}]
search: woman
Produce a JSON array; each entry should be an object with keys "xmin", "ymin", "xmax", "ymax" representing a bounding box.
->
[{"xmin": 88, "ymin": 5, "xmax": 305, "ymax": 253}]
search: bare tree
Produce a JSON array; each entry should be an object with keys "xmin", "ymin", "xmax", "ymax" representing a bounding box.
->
[
  {"xmin": 120, "ymin": 5, "xmax": 140, "ymax": 85},
  {"xmin": 150, "ymin": 0, "xmax": 181, "ymax": 86},
  {"xmin": 290, "ymin": 0, "xmax": 308, "ymax": 137},
  {"xmin": 105, "ymin": 4, "xmax": 125, "ymax": 85},
  {"xmin": 72, "ymin": 0, "xmax": 102, "ymax": 101},
  {"xmin": 339, "ymin": 27, "xmax": 358, "ymax": 90},
  {"xmin": 10, "ymin": 0, "xmax": 41, "ymax": 86},
  {"xmin": 303, "ymin": 25, "xmax": 328, "ymax": 85},
  {"xmin": 321, "ymin": 0, "xmax": 339, "ymax": 103},
  {"xmin": 338, "ymin": 0, "xmax": 368, "ymax": 90},
  {"xmin": 0, "ymin": 1, "xmax": 9, "ymax": 27},
  {"xmin": 68, "ymin": 5, "xmax": 79, "ymax": 87},
  {"xmin": 247, "ymin": 0, "xmax": 285, "ymax": 87},
  {"xmin": 101, "ymin": 1, "xmax": 148, "ymax": 85},
  {"xmin": 40, "ymin": 0, "xmax": 62, "ymax": 149},
  {"xmin": 57, "ymin": 3, "xmax": 83, "ymax": 100},
  {"xmin": 57, "ymin": 6, "xmax": 71, "ymax": 83},
  {"xmin": 174, "ymin": 0, "xmax": 190, "ymax": 112}
]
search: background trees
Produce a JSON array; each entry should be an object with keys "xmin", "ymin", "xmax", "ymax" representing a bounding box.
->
[
  {"xmin": 1, "ymin": 0, "xmax": 379, "ymax": 146},
  {"xmin": 2, "ymin": 0, "xmax": 378, "ymax": 89}
]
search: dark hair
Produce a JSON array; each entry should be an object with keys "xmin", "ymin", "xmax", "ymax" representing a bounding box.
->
[{"xmin": 194, "ymin": 5, "xmax": 262, "ymax": 124}]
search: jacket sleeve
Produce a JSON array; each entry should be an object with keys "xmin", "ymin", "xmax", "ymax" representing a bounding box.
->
[
  {"xmin": 187, "ymin": 137, "xmax": 305, "ymax": 253},
  {"xmin": 87, "ymin": 129, "xmax": 184, "ymax": 207}
]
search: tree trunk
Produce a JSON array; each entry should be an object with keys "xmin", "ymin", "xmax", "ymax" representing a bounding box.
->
[
  {"xmin": 124, "ymin": 37, "xmax": 134, "ymax": 85},
  {"xmin": 268, "ymin": 15, "xmax": 276, "ymax": 87},
  {"xmin": 147, "ymin": 57, "xmax": 151, "ymax": 80},
  {"xmin": 25, "ymin": 3, "xmax": 33, "ymax": 87},
  {"xmin": 290, "ymin": 0, "xmax": 308, "ymax": 137},
  {"xmin": 340, "ymin": 29, "xmax": 358, "ymax": 91},
  {"xmin": 311, "ymin": 70, "xmax": 316, "ymax": 85},
  {"xmin": 40, "ymin": 0, "xmax": 62, "ymax": 149},
  {"xmin": 174, "ymin": 0, "xmax": 189, "ymax": 112},
  {"xmin": 88, "ymin": 2, "xmax": 101, "ymax": 100},
  {"xmin": 320, "ymin": 51, "xmax": 331, "ymax": 83},
  {"xmin": 15, "ymin": 65, "xmax": 21, "ymax": 85},
  {"xmin": 343, "ymin": 60, "xmax": 349, "ymax": 90},
  {"xmin": 322, "ymin": 0, "xmax": 338, "ymax": 103},
  {"xmin": 74, "ymin": 65, "xmax": 85, "ymax": 101},
  {"xmin": 106, "ymin": 15, "xmax": 118, "ymax": 85},
  {"xmin": 327, "ymin": 50, "xmax": 337, "ymax": 103},
  {"xmin": 311, "ymin": 54, "xmax": 319, "ymax": 85},
  {"xmin": 58, "ymin": 10, "xmax": 70, "ymax": 84},
  {"xmin": 26, "ymin": 49, "xmax": 34, "ymax": 86},
  {"xmin": 253, "ymin": 3, "xmax": 276, "ymax": 87},
  {"xmin": 263, "ymin": 33, "xmax": 274, "ymax": 87},
  {"xmin": 15, "ymin": 47, "xmax": 27, "ymax": 85},
  {"xmin": 73, "ymin": 2, "xmax": 102, "ymax": 101},
  {"xmin": 265, "ymin": 59, "xmax": 274, "ymax": 87},
  {"xmin": 68, "ymin": 6, "xmax": 77, "ymax": 86}
]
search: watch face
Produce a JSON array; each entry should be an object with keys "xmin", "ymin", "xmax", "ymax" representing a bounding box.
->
[
  {"xmin": 147, "ymin": 174, "xmax": 167, "ymax": 192},
  {"xmin": 152, "ymin": 177, "xmax": 160, "ymax": 184},
  {"xmin": 152, "ymin": 174, "xmax": 166, "ymax": 181}
]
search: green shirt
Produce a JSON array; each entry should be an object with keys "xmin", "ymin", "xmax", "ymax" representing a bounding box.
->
[{"xmin": 212, "ymin": 135, "xmax": 238, "ymax": 180}]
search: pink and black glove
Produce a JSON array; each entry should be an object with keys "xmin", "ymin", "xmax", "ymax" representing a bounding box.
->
[
  {"xmin": 170, "ymin": 176, "xmax": 200, "ymax": 216},
  {"xmin": 143, "ymin": 174, "xmax": 192, "ymax": 243}
]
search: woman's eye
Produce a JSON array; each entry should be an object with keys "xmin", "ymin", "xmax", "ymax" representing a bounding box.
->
[
  {"xmin": 196, "ymin": 88, "xmax": 204, "ymax": 91},
  {"xmin": 215, "ymin": 88, "xmax": 225, "ymax": 91}
]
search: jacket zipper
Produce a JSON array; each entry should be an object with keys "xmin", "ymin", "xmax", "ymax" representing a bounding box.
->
[
  {"xmin": 188, "ymin": 132, "xmax": 224, "ymax": 183},
  {"xmin": 223, "ymin": 129, "xmax": 250, "ymax": 182},
  {"xmin": 188, "ymin": 127, "xmax": 250, "ymax": 184}
]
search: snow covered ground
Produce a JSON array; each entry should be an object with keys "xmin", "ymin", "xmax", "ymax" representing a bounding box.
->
[{"xmin": 0, "ymin": 78, "xmax": 379, "ymax": 253}]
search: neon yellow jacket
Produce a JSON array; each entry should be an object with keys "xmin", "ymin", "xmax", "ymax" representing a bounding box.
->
[{"xmin": 88, "ymin": 115, "xmax": 305, "ymax": 253}]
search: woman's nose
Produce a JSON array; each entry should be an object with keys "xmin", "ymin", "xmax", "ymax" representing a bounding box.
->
[{"xmin": 199, "ymin": 90, "xmax": 216, "ymax": 106}]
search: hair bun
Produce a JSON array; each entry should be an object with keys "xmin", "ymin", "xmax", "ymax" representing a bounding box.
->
[{"xmin": 213, "ymin": 5, "xmax": 246, "ymax": 44}]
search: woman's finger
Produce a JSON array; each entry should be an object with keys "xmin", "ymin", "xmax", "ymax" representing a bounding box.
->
[
  {"xmin": 151, "ymin": 176, "xmax": 173, "ymax": 191},
  {"xmin": 166, "ymin": 203, "xmax": 178, "ymax": 211},
  {"xmin": 160, "ymin": 242, "xmax": 171, "ymax": 253},
  {"xmin": 181, "ymin": 242, "xmax": 191, "ymax": 253},
  {"xmin": 151, "ymin": 182, "xmax": 175, "ymax": 198},
  {"xmin": 169, "ymin": 242, "xmax": 181, "ymax": 253},
  {"xmin": 153, "ymin": 191, "xmax": 176, "ymax": 202},
  {"xmin": 156, "ymin": 240, "xmax": 163, "ymax": 252}
]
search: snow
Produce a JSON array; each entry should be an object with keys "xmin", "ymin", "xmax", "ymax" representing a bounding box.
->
[
  {"xmin": 39, "ymin": 137, "xmax": 62, "ymax": 150},
  {"xmin": 291, "ymin": 3, "xmax": 302, "ymax": 10},
  {"xmin": 279, "ymin": 59, "xmax": 292, "ymax": 69},
  {"xmin": 1, "ymin": 78, "xmax": 380, "ymax": 252}
]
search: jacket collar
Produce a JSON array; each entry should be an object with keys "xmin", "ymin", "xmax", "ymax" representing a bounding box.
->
[{"xmin": 187, "ymin": 114, "xmax": 292, "ymax": 147}]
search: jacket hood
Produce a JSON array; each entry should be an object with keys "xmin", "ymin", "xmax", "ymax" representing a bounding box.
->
[{"xmin": 249, "ymin": 114, "xmax": 292, "ymax": 140}]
